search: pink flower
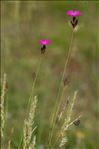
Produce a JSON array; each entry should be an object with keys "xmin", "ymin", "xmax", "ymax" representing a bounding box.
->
[
  {"xmin": 40, "ymin": 39, "xmax": 50, "ymax": 45},
  {"xmin": 67, "ymin": 10, "xmax": 80, "ymax": 17}
]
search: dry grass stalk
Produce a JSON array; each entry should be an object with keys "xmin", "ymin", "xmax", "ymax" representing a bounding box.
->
[
  {"xmin": 29, "ymin": 136, "xmax": 36, "ymax": 149},
  {"xmin": 23, "ymin": 96, "xmax": 38, "ymax": 149},
  {"xmin": 1, "ymin": 73, "xmax": 7, "ymax": 138},
  {"xmin": 8, "ymin": 140, "xmax": 11, "ymax": 149}
]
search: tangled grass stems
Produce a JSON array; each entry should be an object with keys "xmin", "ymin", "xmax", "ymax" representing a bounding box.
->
[
  {"xmin": 48, "ymin": 29, "xmax": 75, "ymax": 148},
  {"xmin": 51, "ymin": 91, "xmax": 78, "ymax": 148},
  {"xmin": 23, "ymin": 96, "xmax": 38, "ymax": 149},
  {"xmin": 59, "ymin": 91, "xmax": 77, "ymax": 147},
  {"xmin": 62, "ymin": 91, "xmax": 78, "ymax": 131},
  {"xmin": 53, "ymin": 91, "xmax": 78, "ymax": 147},
  {"xmin": 59, "ymin": 115, "xmax": 82, "ymax": 147},
  {"xmin": 1, "ymin": 73, "xmax": 7, "ymax": 142}
]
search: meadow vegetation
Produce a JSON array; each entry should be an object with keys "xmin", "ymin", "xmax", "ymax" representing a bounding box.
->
[{"xmin": 1, "ymin": 1, "xmax": 99, "ymax": 149}]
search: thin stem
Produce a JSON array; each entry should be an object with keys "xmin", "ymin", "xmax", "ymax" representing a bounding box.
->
[
  {"xmin": 27, "ymin": 56, "xmax": 42, "ymax": 111},
  {"xmin": 48, "ymin": 29, "xmax": 75, "ymax": 148}
]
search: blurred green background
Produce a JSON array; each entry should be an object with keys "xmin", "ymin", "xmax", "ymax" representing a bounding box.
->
[{"xmin": 1, "ymin": 1, "xmax": 99, "ymax": 149}]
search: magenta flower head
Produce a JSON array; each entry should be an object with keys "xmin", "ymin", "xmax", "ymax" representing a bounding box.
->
[
  {"xmin": 67, "ymin": 10, "xmax": 80, "ymax": 17},
  {"xmin": 67, "ymin": 10, "xmax": 81, "ymax": 29},
  {"xmin": 40, "ymin": 39, "xmax": 50, "ymax": 45},
  {"xmin": 40, "ymin": 39, "xmax": 50, "ymax": 54}
]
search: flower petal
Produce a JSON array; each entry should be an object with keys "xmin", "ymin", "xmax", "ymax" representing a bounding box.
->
[{"xmin": 67, "ymin": 10, "xmax": 80, "ymax": 17}]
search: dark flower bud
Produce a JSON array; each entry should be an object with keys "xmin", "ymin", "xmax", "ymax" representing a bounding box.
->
[
  {"xmin": 71, "ymin": 17, "xmax": 78, "ymax": 29},
  {"xmin": 41, "ymin": 45, "xmax": 46, "ymax": 54},
  {"xmin": 73, "ymin": 17, "xmax": 76, "ymax": 22},
  {"xmin": 75, "ymin": 19, "xmax": 78, "ymax": 26}
]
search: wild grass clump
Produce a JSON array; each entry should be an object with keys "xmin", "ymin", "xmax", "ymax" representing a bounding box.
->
[{"xmin": 1, "ymin": 8, "xmax": 82, "ymax": 149}]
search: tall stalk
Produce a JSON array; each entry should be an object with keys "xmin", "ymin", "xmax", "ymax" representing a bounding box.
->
[
  {"xmin": 1, "ymin": 73, "xmax": 7, "ymax": 148},
  {"xmin": 48, "ymin": 29, "xmax": 75, "ymax": 148}
]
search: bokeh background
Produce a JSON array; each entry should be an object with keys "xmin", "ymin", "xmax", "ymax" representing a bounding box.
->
[{"xmin": 1, "ymin": 1, "xmax": 99, "ymax": 149}]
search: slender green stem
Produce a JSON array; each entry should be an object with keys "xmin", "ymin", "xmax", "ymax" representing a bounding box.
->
[
  {"xmin": 27, "ymin": 56, "xmax": 42, "ymax": 111},
  {"xmin": 48, "ymin": 29, "xmax": 74, "ymax": 148}
]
